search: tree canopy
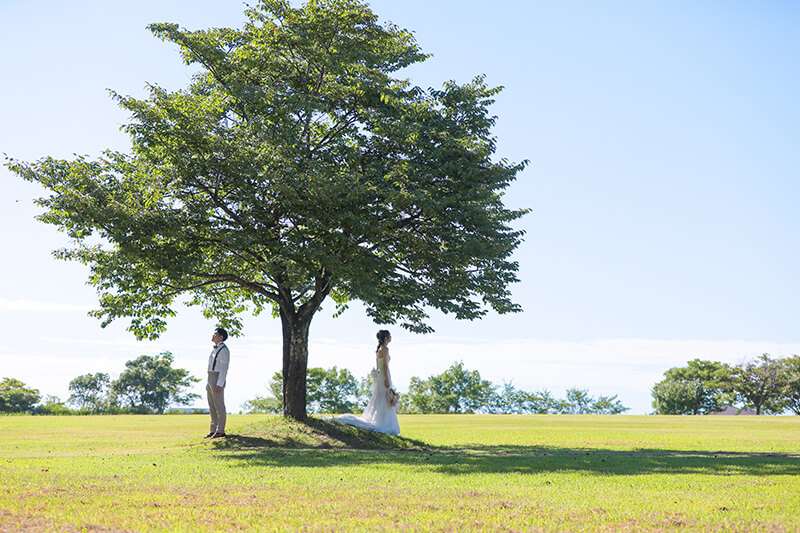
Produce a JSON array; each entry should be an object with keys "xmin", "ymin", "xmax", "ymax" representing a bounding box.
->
[
  {"xmin": 422, "ymin": 361, "xmax": 496, "ymax": 414},
  {"xmin": 650, "ymin": 355, "xmax": 800, "ymax": 415},
  {"xmin": 731, "ymin": 354, "xmax": 786, "ymax": 415},
  {"xmin": 8, "ymin": 0, "xmax": 527, "ymax": 419},
  {"xmin": 651, "ymin": 359, "xmax": 733, "ymax": 415},
  {"xmin": 0, "ymin": 378, "xmax": 41, "ymax": 413},
  {"xmin": 400, "ymin": 363, "xmax": 628, "ymax": 415},
  {"xmin": 68, "ymin": 372, "xmax": 110, "ymax": 412},
  {"xmin": 244, "ymin": 366, "xmax": 358, "ymax": 414},
  {"xmin": 782, "ymin": 355, "xmax": 800, "ymax": 415},
  {"xmin": 108, "ymin": 352, "xmax": 199, "ymax": 414}
]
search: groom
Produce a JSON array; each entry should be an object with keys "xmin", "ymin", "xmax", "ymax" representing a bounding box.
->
[{"xmin": 205, "ymin": 327, "xmax": 230, "ymax": 439}]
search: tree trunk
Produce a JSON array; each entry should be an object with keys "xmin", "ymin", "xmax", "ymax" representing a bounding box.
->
[
  {"xmin": 280, "ymin": 308, "xmax": 311, "ymax": 420},
  {"xmin": 276, "ymin": 274, "xmax": 332, "ymax": 421}
]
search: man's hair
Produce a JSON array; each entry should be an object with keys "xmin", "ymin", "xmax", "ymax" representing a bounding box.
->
[{"xmin": 215, "ymin": 327, "xmax": 229, "ymax": 341}]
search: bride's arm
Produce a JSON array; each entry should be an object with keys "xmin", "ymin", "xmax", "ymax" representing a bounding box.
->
[{"xmin": 380, "ymin": 348, "xmax": 391, "ymax": 388}]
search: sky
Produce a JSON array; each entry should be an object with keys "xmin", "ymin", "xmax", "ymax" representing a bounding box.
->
[{"xmin": 2, "ymin": 0, "xmax": 799, "ymax": 415}]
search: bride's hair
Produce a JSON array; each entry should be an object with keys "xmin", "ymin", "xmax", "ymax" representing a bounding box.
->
[{"xmin": 376, "ymin": 330, "xmax": 391, "ymax": 353}]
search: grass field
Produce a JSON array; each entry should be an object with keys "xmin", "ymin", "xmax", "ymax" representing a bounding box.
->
[{"xmin": 1, "ymin": 414, "xmax": 799, "ymax": 532}]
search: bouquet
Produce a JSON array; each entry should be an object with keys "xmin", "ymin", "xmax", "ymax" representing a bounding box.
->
[{"xmin": 386, "ymin": 387, "xmax": 399, "ymax": 407}]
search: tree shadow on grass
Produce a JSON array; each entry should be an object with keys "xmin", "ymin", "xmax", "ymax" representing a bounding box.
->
[
  {"xmin": 206, "ymin": 418, "xmax": 800, "ymax": 478},
  {"xmin": 210, "ymin": 417, "xmax": 428, "ymax": 451}
]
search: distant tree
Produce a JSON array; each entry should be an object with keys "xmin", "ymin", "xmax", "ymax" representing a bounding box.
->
[
  {"xmin": 355, "ymin": 374, "xmax": 373, "ymax": 411},
  {"xmin": 68, "ymin": 372, "xmax": 110, "ymax": 412},
  {"xmin": 527, "ymin": 389, "xmax": 560, "ymax": 414},
  {"xmin": 590, "ymin": 394, "xmax": 629, "ymax": 415},
  {"xmin": 0, "ymin": 378, "xmax": 41, "ymax": 413},
  {"xmin": 429, "ymin": 361, "xmax": 496, "ymax": 414},
  {"xmin": 562, "ymin": 388, "xmax": 593, "ymax": 414},
  {"xmin": 731, "ymin": 354, "xmax": 787, "ymax": 415},
  {"xmin": 493, "ymin": 382, "xmax": 527, "ymax": 414},
  {"xmin": 243, "ymin": 371, "xmax": 283, "ymax": 414},
  {"xmin": 402, "ymin": 362, "xmax": 496, "ymax": 414},
  {"xmin": 8, "ymin": 0, "xmax": 527, "ymax": 421},
  {"xmin": 401, "ymin": 376, "xmax": 446, "ymax": 414},
  {"xmin": 242, "ymin": 395, "xmax": 282, "ymax": 414},
  {"xmin": 782, "ymin": 355, "xmax": 800, "ymax": 415},
  {"xmin": 493, "ymin": 383, "xmax": 561, "ymax": 414},
  {"xmin": 245, "ymin": 366, "xmax": 358, "ymax": 414},
  {"xmin": 306, "ymin": 366, "xmax": 357, "ymax": 414},
  {"xmin": 33, "ymin": 395, "xmax": 73, "ymax": 415},
  {"xmin": 556, "ymin": 388, "xmax": 629, "ymax": 415},
  {"xmin": 651, "ymin": 359, "xmax": 734, "ymax": 415},
  {"xmin": 652, "ymin": 379, "xmax": 703, "ymax": 415},
  {"xmin": 108, "ymin": 352, "xmax": 200, "ymax": 414}
]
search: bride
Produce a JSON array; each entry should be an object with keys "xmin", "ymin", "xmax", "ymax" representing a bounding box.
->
[{"xmin": 326, "ymin": 330, "xmax": 400, "ymax": 435}]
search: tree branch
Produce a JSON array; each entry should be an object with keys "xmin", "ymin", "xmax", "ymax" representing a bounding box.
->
[
  {"xmin": 184, "ymin": 271, "xmax": 281, "ymax": 301},
  {"xmin": 298, "ymin": 270, "xmax": 332, "ymax": 320},
  {"xmin": 312, "ymin": 112, "xmax": 357, "ymax": 152}
]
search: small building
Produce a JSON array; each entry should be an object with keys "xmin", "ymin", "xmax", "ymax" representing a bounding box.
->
[{"xmin": 707, "ymin": 405, "xmax": 757, "ymax": 415}]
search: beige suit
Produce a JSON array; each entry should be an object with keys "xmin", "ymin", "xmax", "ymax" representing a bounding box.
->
[{"xmin": 207, "ymin": 343, "xmax": 229, "ymax": 434}]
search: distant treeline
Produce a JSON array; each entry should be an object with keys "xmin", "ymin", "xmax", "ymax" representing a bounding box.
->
[
  {"xmin": 0, "ymin": 352, "xmax": 198, "ymax": 415},
  {"xmin": 244, "ymin": 361, "xmax": 629, "ymax": 415},
  {"xmin": 2, "ymin": 358, "xmax": 629, "ymax": 416},
  {"xmin": 651, "ymin": 354, "xmax": 800, "ymax": 415}
]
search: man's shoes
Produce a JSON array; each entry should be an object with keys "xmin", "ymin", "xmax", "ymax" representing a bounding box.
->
[
  {"xmin": 203, "ymin": 432, "xmax": 215, "ymax": 439},
  {"xmin": 211, "ymin": 432, "xmax": 227, "ymax": 439}
]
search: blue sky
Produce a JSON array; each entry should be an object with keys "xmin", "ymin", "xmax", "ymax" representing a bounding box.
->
[{"xmin": 2, "ymin": 0, "xmax": 799, "ymax": 415}]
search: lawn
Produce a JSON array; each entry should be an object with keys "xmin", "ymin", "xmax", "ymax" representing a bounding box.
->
[{"xmin": 1, "ymin": 414, "xmax": 798, "ymax": 531}]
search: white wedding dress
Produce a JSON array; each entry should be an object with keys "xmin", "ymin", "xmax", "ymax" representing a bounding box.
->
[{"xmin": 327, "ymin": 348, "xmax": 400, "ymax": 435}]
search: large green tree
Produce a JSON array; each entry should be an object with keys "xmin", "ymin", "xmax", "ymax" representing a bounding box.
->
[
  {"xmin": 651, "ymin": 359, "xmax": 734, "ymax": 415},
  {"xmin": 8, "ymin": 0, "xmax": 527, "ymax": 420},
  {"xmin": 68, "ymin": 372, "xmax": 110, "ymax": 412},
  {"xmin": 731, "ymin": 354, "xmax": 787, "ymax": 415},
  {"xmin": 0, "ymin": 378, "xmax": 41, "ymax": 413},
  {"xmin": 109, "ymin": 352, "xmax": 200, "ymax": 414},
  {"xmin": 244, "ymin": 366, "xmax": 359, "ymax": 414},
  {"xmin": 782, "ymin": 355, "xmax": 800, "ymax": 415},
  {"xmin": 651, "ymin": 378, "xmax": 703, "ymax": 415},
  {"xmin": 307, "ymin": 366, "xmax": 358, "ymax": 414},
  {"xmin": 404, "ymin": 361, "xmax": 496, "ymax": 414}
]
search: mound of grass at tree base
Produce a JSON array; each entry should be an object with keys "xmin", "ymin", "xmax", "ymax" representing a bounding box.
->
[{"xmin": 213, "ymin": 415, "xmax": 427, "ymax": 451}]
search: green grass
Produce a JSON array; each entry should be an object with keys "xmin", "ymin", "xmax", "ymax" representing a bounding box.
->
[{"xmin": 1, "ymin": 414, "xmax": 799, "ymax": 531}]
